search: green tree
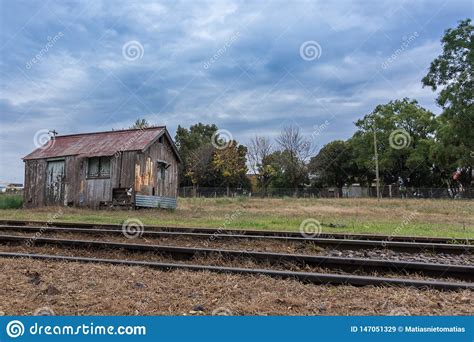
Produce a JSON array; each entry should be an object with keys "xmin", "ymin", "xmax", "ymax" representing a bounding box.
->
[
  {"xmin": 256, "ymin": 162, "xmax": 277, "ymax": 194},
  {"xmin": 422, "ymin": 19, "xmax": 473, "ymax": 185},
  {"xmin": 185, "ymin": 143, "xmax": 217, "ymax": 189},
  {"xmin": 175, "ymin": 123, "xmax": 218, "ymax": 186},
  {"xmin": 351, "ymin": 98, "xmax": 437, "ymax": 187},
  {"xmin": 263, "ymin": 151, "xmax": 282, "ymax": 187},
  {"xmin": 309, "ymin": 140, "xmax": 355, "ymax": 190}
]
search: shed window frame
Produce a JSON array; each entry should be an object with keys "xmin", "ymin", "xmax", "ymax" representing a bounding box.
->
[
  {"xmin": 87, "ymin": 157, "xmax": 111, "ymax": 179},
  {"xmin": 157, "ymin": 161, "xmax": 169, "ymax": 181}
]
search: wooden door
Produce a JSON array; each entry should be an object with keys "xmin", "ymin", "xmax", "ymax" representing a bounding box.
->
[{"xmin": 45, "ymin": 160, "xmax": 65, "ymax": 206}]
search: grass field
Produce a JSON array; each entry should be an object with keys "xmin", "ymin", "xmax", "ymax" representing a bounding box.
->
[{"xmin": 0, "ymin": 197, "xmax": 473, "ymax": 239}]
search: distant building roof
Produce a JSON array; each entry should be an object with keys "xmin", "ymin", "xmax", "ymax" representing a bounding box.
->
[{"xmin": 23, "ymin": 127, "xmax": 180, "ymax": 161}]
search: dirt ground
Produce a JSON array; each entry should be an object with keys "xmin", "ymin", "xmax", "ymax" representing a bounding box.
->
[{"xmin": 0, "ymin": 257, "xmax": 472, "ymax": 316}]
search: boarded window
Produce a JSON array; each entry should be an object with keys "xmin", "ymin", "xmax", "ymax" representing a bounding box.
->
[
  {"xmin": 87, "ymin": 157, "xmax": 111, "ymax": 178},
  {"xmin": 87, "ymin": 158, "xmax": 100, "ymax": 177},
  {"xmin": 161, "ymin": 166, "xmax": 166, "ymax": 180},
  {"xmin": 100, "ymin": 158, "xmax": 110, "ymax": 177},
  {"xmin": 157, "ymin": 163, "xmax": 166, "ymax": 181}
]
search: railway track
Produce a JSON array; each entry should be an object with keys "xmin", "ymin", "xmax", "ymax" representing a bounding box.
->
[
  {"xmin": 0, "ymin": 224, "xmax": 472, "ymax": 254},
  {"xmin": 0, "ymin": 219, "xmax": 472, "ymax": 244},
  {"xmin": 0, "ymin": 251, "xmax": 472, "ymax": 291},
  {"xmin": 0, "ymin": 221, "xmax": 472, "ymax": 290},
  {"xmin": 0, "ymin": 233, "xmax": 473, "ymax": 284}
]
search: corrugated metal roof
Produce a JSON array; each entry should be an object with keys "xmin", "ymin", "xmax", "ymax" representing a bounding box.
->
[{"xmin": 23, "ymin": 127, "xmax": 166, "ymax": 160}]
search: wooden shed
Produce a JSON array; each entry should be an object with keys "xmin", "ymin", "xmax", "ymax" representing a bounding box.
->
[{"xmin": 22, "ymin": 127, "xmax": 181, "ymax": 209}]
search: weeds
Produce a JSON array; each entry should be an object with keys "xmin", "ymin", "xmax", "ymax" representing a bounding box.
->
[{"xmin": 0, "ymin": 194, "xmax": 23, "ymax": 209}]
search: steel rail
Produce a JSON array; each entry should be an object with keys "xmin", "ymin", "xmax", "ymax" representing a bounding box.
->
[
  {"xmin": 0, "ymin": 234, "xmax": 472, "ymax": 280},
  {"xmin": 0, "ymin": 251, "xmax": 471, "ymax": 290},
  {"xmin": 0, "ymin": 219, "xmax": 472, "ymax": 244},
  {"xmin": 0, "ymin": 225, "xmax": 471, "ymax": 254}
]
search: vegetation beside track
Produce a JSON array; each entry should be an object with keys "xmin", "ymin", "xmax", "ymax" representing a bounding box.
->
[
  {"xmin": 0, "ymin": 197, "xmax": 472, "ymax": 239},
  {"xmin": 0, "ymin": 194, "xmax": 23, "ymax": 209}
]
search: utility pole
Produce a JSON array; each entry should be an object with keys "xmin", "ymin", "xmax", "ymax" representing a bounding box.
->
[{"xmin": 373, "ymin": 123, "xmax": 381, "ymax": 200}]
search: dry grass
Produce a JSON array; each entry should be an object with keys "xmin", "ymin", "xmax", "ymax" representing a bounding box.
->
[{"xmin": 0, "ymin": 257, "xmax": 472, "ymax": 316}]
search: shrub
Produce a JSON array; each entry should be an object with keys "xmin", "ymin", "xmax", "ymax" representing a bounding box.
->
[{"xmin": 0, "ymin": 194, "xmax": 23, "ymax": 209}]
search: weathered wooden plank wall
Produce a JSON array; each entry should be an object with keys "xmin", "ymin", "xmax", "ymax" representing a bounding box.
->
[
  {"xmin": 23, "ymin": 159, "xmax": 47, "ymax": 208},
  {"xmin": 134, "ymin": 135, "xmax": 178, "ymax": 198}
]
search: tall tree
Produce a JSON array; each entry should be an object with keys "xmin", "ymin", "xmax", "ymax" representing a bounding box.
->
[
  {"xmin": 247, "ymin": 135, "xmax": 275, "ymax": 193},
  {"xmin": 185, "ymin": 143, "xmax": 218, "ymax": 189},
  {"xmin": 212, "ymin": 142, "xmax": 248, "ymax": 195},
  {"xmin": 263, "ymin": 150, "xmax": 291, "ymax": 190},
  {"xmin": 275, "ymin": 126, "xmax": 312, "ymax": 192},
  {"xmin": 350, "ymin": 98, "xmax": 437, "ymax": 187},
  {"xmin": 422, "ymin": 18, "xmax": 473, "ymax": 186},
  {"xmin": 175, "ymin": 123, "xmax": 218, "ymax": 186},
  {"xmin": 309, "ymin": 140, "xmax": 355, "ymax": 190},
  {"xmin": 247, "ymin": 135, "xmax": 272, "ymax": 173}
]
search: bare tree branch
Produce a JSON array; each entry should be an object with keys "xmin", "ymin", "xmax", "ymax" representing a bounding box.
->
[
  {"xmin": 275, "ymin": 126, "xmax": 314, "ymax": 190},
  {"xmin": 276, "ymin": 126, "xmax": 313, "ymax": 162},
  {"xmin": 247, "ymin": 135, "xmax": 272, "ymax": 174}
]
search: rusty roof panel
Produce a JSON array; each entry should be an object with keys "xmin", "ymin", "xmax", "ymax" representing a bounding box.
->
[{"xmin": 23, "ymin": 127, "xmax": 165, "ymax": 160}]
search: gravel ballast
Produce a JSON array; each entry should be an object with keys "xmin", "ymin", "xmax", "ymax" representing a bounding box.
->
[
  {"xmin": 0, "ymin": 244, "xmax": 471, "ymax": 285},
  {"xmin": 1, "ymin": 230, "xmax": 472, "ymax": 265}
]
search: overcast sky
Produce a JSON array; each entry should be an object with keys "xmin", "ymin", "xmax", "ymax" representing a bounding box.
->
[{"xmin": 0, "ymin": 0, "xmax": 471, "ymax": 183}]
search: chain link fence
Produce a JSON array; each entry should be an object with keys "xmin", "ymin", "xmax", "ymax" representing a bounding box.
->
[{"xmin": 179, "ymin": 186, "xmax": 473, "ymax": 199}]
